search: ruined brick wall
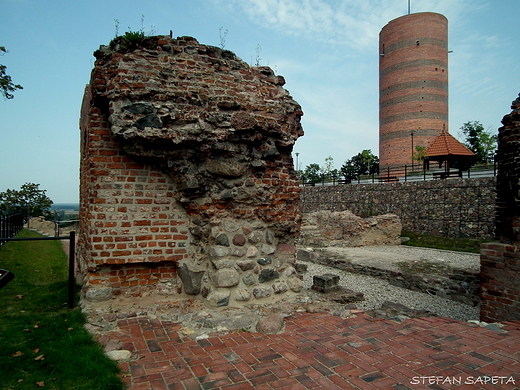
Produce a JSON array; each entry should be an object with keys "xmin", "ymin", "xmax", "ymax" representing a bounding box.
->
[
  {"xmin": 480, "ymin": 94, "xmax": 520, "ymax": 322},
  {"xmin": 379, "ymin": 12, "xmax": 448, "ymax": 171},
  {"xmin": 78, "ymin": 36, "xmax": 304, "ymax": 305},
  {"xmin": 300, "ymin": 177, "xmax": 495, "ymax": 239}
]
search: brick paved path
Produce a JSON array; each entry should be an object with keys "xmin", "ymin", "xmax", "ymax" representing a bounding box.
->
[{"xmin": 111, "ymin": 312, "xmax": 520, "ymax": 389}]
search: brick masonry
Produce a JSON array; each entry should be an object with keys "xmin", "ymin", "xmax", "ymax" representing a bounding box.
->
[
  {"xmin": 480, "ymin": 94, "xmax": 520, "ymax": 322},
  {"xmin": 379, "ymin": 12, "xmax": 448, "ymax": 171},
  {"xmin": 300, "ymin": 177, "xmax": 496, "ymax": 240},
  {"xmin": 78, "ymin": 36, "xmax": 304, "ymax": 305}
]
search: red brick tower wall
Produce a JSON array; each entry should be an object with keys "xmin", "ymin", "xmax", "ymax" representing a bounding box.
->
[
  {"xmin": 480, "ymin": 93, "xmax": 520, "ymax": 322},
  {"xmin": 379, "ymin": 12, "xmax": 448, "ymax": 171},
  {"xmin": 78, "ymin": 85, "xmax": 189, "ymax": 298},
  {"xmin": 78, "ymin": 36, "xmax": 304, "ymax": 305}
]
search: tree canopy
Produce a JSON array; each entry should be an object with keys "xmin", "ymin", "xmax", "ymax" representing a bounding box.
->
[
  {"xmin": 0, "ymin": 183, "xmax": 53, "ymax": 218},
  {"xmin": 302, "ymin": 163, "xmax": 322, "ymax": 184},
  {"xmin": 0, "ymin": 46, "xmax": 23, "ymax": 100},
  {"xmin": 459, "ymin": 121, "xmax": 497, "ymax": 164},
  {"xmin": 340, "ymin": 149, "xmax": 379, "ymax": 181}
]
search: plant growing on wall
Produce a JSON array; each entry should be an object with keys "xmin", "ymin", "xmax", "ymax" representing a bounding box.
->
[{"xmin": 110, "ymin": 15, "xmax": 157, "ymax": 53}]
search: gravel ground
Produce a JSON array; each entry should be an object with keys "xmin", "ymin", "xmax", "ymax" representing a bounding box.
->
[
  {"xmin": 299, "ymin": 246, "xmax": 481, "ymax": 322},
  {"xmin": 362, "ymin": 245, "xmax": 480, "ymax": 271}
]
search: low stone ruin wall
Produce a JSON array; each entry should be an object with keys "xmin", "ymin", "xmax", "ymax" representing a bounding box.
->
[
  {"xmin": 300, "ymin": 177, "xmax": 495, "ymax": 240},
  {"xmin": 299, "ymin": 248, "xmax": 479, "ymax": 306}
]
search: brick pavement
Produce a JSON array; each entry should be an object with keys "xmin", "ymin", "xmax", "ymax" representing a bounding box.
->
[{"xmin": 109, "ymin": 312, "xmax": 520, "ymax": 389}]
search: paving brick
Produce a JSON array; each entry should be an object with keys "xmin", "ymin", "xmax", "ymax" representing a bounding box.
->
[{"xmin": 102, "ymin": 312, "xmax": 520, "ymax": 389}]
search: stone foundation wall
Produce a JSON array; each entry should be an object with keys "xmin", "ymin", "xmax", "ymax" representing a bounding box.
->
[
  {"xmin": 78, "ymin": 36, "xmax": 304, "ymax": 306},
  {"xmin": 301, "ymin": 177, "xmax": 495, "ymax": 239},
  {"xmin": 480, "ymin": 94, "xmax": 520, "ymax": 322}
]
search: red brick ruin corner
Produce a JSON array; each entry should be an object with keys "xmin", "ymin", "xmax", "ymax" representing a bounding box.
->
[
  {"xmin": 480, "ymin": 93, "xmax": 520, "ymax": 322},
  {"xmin": 78, "ymin": 36, "xmax": 304, "ymax": 306}
]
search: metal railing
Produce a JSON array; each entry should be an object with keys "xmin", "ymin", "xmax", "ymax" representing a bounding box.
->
[
  {"xmin": 0, "ymin": 212, "xmax": 25, "ymax": 246},
  {"xmin": 301, "ymin": 161, "xmax": 497, "ymax": 186},
  {"xmin": 0, "ymin": 231, "xmax": 76, "ymax": 309}
]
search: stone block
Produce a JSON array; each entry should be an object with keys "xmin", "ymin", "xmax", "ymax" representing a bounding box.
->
[
  {"xmin": 294, "ymin": 263, "xmax": 308, "ymax": 273},
  {"xmin": 242, "ymin": 273, "xmax": 257, "ymax": 286},
  {"xmin": 272, "ymin": 282, "xmax": 288, "ymax": 294},
  {"xmin": 257, "ymin": 257, "xmax": 272, "ymax": 266},
  {"xmin": 178, "ymin": 264, "xmax": 205, "ymax": 295},
  {"xmin": 215, "ymin": 234, "xmax": 230, "ymax": 247},
  {"xmin": 209, "ymin": 246, "xmax": 230, "ymax": 257},
  {"xmin": 287, "ymin": 277, "xmax": 303, "ymax": 292},
  {"xmin": 258, "ymin": 269, "xmax": 279, "ymax": 283},
  {"xmin": 212, "ymin": 269, "xmax": 240, "ymax": 288},
  {"xmin": 248, "ymin": 231, "xmax": 264, "ymax": 244},
  {"xmin": 85, "ymin": 287, "xmax": 113, "ymax": 302},
  {"xmin": 246, "ymin": 246, "xmax": 259, "ymax": 258},
  {"xmin": 234, "ymin": 288, "xmax": 251, "ymax": 301},
  {"xmin": 253, "ymin": 286, "xmax": 272, "ymax": 299},
  {"xmin": 232, "ymin": 234, "xmax": 246, "ymax": 246},
  {"xmin": 256, "ymin": 313, "xmax": 284, "ymax": 334},
  {"xmin": 312, "ymin": 274, "xmax": 340, "ymax": 293},
  {"xmin": 237, "ymin": 260, "xmax": 256, "ymax": 271},
  {"xmin": 207, "ymin": 289, "xmax": 231, "ymax": 307}
]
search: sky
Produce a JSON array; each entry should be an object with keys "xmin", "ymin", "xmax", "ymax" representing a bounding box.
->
[{"xmin": 1, "ymin": 0, "xmax": 519, "ymax": 203}]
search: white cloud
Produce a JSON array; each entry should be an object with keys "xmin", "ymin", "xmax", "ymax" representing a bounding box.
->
[{"xmin": 223, "ymin": 0, "xmax": 480, "ymax": 51}]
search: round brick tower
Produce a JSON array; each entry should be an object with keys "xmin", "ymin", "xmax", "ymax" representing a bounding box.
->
[{"xmin": 379, "ymin": 12, "xmax": 448, "ymax": 172}]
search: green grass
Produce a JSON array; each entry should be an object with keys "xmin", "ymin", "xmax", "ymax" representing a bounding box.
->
[
  {"xmin": 401, "ymin": 231, "xmax": 489, "ymax": 253},
  {"xmin": 0, "ymin": 230, "xmax": 124, "ymax": 390}
]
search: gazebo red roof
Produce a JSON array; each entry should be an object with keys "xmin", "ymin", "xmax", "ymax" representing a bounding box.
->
[{"xmin": 425, "ymin": 131, "xmax": 475, "ymax": 157}]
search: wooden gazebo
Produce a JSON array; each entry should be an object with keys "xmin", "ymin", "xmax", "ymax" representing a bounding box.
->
[{"xmin": 424, "ymin": 131, "xmax": 475, "ymax": 179}]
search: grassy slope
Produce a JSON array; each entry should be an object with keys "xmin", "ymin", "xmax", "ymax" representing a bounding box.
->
[
  {"xmin": 0, "ymin": 230, "xmax": 123, "ymax": 390},
  {"xmin": 401, "ymin": 231, "xmax": 489, "ymax": 253}
]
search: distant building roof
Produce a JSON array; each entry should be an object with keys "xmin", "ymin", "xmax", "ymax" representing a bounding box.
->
[{"xmin": 425, "ymin": 131, "xmax": 475, "ymax": 158}]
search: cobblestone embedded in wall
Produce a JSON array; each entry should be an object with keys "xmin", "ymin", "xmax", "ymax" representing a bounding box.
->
[
  {"xmin": 78, "ymin": 36, "xmax": 304, "ymax": 304},
  {"xmin": 300, "ymin": 177, "xmax": 495, "ymax": 239}
]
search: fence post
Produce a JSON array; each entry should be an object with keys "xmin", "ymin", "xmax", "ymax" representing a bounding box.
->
[
  {"xmin": 404, "ymin": 165, "xmax": 407, "ymax": 182},
  {"xmin": 68, "ymin": 231, "xmax": 76, "ymax": 309}
]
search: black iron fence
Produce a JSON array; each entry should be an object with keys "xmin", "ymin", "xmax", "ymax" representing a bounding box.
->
[
  {"xmin": 0, "ymin": 211, "xmax": 25, "ymax": 246},
  {"xmin": 0, "ymin": 232, "xmax": 76, "ymax": 308},
  {"xmin": 302, "ymin": 161, "xmax": 497, "ymax": 186}
]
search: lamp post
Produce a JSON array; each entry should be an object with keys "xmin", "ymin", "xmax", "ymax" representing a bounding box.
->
[
  {"xmin": 295, "ymin": 152, "xmax": 300, "ymax": 184},
  {"xmin": 410, "ymin": 130, "xmax": 415, "ymax": 172}
]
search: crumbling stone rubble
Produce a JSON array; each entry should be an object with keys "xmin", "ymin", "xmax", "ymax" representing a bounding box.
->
[{"xmin": 300, "ymin": 210, "xmax": 402, "ymax": 247}]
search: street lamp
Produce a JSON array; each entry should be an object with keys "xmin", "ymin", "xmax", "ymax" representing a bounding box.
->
[
  {"xmin": 410, "ymin": 130, "xmax": 415, "ymax": 172},
  {"xmin": 295, "ymin": 153, "xmax": 299, "ymax": 173}
]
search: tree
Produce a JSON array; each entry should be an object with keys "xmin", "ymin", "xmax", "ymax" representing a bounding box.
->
[
  {"xmin": 323, "ymin": 156, "xmax": 334, "ymax": 178},
  {"xmin": 302, "ymin": 163, "xmax": 322, "ymax": 184},
  {"xmin": 412, "ymin": 145, "xmax": 428, "ymax": 164},
  {"xmin": 0, "ymin": 46, "xmax": 23, "ymax": 100},
  {"xmin": 459, "ymin": 121, "xmax": 497, "ymax": 164},
  {"xmin": 340, "ymin": 150, "xmax": 379, "ymax": 182},
  {"xmin": 340, "ymin": 159, "xmax": 357, "ymax": 182},
  {"xmin": 0, "ymin": 183, "xmax": 53, "ymax": 218},
  {"xmin": 351, "ymin": 149, "xmax": 379, "ymax": 177}
]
